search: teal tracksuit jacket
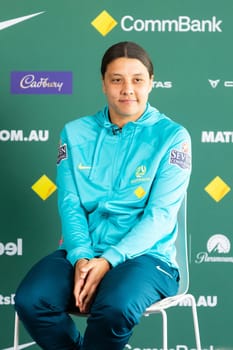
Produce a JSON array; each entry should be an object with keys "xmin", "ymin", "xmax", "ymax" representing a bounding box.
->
[{"xmin": 56, "ymin": 103, "xmax": 191, "ymax": 268}]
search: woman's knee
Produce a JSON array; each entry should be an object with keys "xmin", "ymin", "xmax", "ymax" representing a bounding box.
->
[
  {"xmin": 15, "ymin": 250, "xmax": 73, "ymax": 318},
  {"xmin": 14, "ymin": 282, "xmax": 40, "ymax": 321},
  {"xmin": 91, "ymin": 295, "xmax": 140, "ymax": 330}
]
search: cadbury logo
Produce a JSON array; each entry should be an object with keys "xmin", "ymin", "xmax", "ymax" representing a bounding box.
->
[{"xmin": 11, "ymin": 71, "xmax": 72, "ymax": 94}]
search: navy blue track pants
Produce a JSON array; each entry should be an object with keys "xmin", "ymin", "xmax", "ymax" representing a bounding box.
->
[{"xmin": 15, "ymin": 250, "xmax": 179, "ymax": 350}]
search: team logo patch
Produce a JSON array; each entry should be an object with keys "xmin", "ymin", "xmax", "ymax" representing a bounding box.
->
[
  {"xmin": 170, "ymin": 148, "xmax": 191, "ymax": 170},
  {"xmin": 135, "ymin": 165, "xmax": 147, "ymax": 178},
  {"xmin": 57, "ymin": 143, "xmax": 67, "ymax": 164}
]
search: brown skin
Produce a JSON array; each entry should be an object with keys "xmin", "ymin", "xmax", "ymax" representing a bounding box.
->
[
  {"xmin": 74, "ymin": 258, "xmax": 111, "ymax": 313},
  {"xmin": 102, "ymin": 57, "xmax": 154, "ymax": 128}
]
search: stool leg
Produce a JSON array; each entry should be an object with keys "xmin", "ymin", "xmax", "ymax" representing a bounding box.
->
[
  {"xmin": 189, "ymin": 294, "xmax": 202, "ymax": 350},
  {"xmin": 161, "ymin": 309, "xmax": 168, "ymax": 350},
  {"xmin": 13, "ymin": 312, "xmax": 19, "ymax": 350}
]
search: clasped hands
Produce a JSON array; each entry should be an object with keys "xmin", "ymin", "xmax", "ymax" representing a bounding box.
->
[{"xmin": 74, "ymin": 257, "xmax": 111, "ymax": 313}]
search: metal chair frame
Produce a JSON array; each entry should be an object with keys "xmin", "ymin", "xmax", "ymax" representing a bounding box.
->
[
  {"xmin": 143, "ymin": 195, "xmax": 201, "ymax": 350},
  {"xmin": 13, "ymin": 195, "xmax": 201, "ymax": 350}
]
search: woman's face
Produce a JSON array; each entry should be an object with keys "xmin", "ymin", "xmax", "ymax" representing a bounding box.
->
[{"xmin": 102, "ymin": 57, "xmax": 154, "ymax": 127}]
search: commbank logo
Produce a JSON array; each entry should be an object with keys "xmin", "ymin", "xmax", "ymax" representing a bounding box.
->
[
  {"xmin": 91, "ymin": 10, "xmax": 117, "ymax": 36},
  {"xmin": 91, "ymin": 11, "xmax": 223, "ymax": 36},
  {"xmin": 0, "ymin": 12, "xmax": 44, "ymax": 31},
  {"xmin": 121, "ymin": 15, "xmax": 222, "ymax": 32},
  {"xmin": 204, "ymin": 176, "xmax": 231, "ymax": 202},
  {"xmin": 125, "ymin": 344, "xmax": 215, "ymax": 350}
]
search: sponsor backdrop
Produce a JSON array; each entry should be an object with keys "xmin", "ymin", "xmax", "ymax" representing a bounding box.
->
[{"xmin": 0, "ymin": 0, "xmax": 232, "ymax": 349}]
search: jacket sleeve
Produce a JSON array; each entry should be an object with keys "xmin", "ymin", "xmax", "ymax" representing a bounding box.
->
[
  {"xmin": 56, "ymin": 126, "xmax": 94, "ymax": 265},
  {"xmin": 101, "ymin": 127, "xmax": 192, "ymax": 267}
]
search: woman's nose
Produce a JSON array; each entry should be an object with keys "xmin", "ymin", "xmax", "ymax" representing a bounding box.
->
[{"xmin": 121, "ymin": 82, "xmax": 134, "ymax": 95}]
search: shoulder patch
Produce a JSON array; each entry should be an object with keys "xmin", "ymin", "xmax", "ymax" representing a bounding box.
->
[
  {"xmin": 57, "ymin": 143, "xmax": 67, "ymax": 165},
  {"xmin": 169, "ymin": 144, "xmax": 191, "ymax": 170}
]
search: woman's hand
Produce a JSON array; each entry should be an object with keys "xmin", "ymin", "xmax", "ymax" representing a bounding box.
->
[{"xmin": 74, "ymin": 257, "xmax": 111, "ymax": 313}]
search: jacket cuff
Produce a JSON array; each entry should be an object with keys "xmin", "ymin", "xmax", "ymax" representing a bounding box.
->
[
  {"xmin": 101, "ymin": 246, "xmax": 125, "ymax": 267},
  {"xmin": 67, "ymin": 248, "xmax": 94, "ymax": 266}
]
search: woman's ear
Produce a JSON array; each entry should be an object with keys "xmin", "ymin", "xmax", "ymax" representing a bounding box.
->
[
  {"xmin": 102, "ymin": 78, "xmax": 106, "ymax": 94},
  {"xmin": 149, "ymin": 75, "xmax": 154, "ymax": 93}
]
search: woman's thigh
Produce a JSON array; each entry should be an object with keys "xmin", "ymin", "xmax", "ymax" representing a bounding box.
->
[
  {"xmin": 91, "ymin": 254, "xmax": 179, "ymax": 323},
  {"xmin": 15, "ymin": 249, "xmax": 75, "ymax": 312}
]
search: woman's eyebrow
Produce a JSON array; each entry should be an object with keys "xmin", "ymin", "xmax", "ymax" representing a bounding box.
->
[{"xmin": 109, "ymin": 72, "xmax": 145, "ymax": 77}]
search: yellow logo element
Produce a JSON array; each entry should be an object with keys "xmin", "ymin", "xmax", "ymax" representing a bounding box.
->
[
  {"xmin": 31, "ymin": 174, "xmax": 57, "ymax": 200},
  {"xmin": 91, "ymin": 10, "xmax": 117, "ymax": 36},
  {"xmin": 78, "ymin": 163, "xmax": 92, "ymax": 170},
  {"xmin": 204, "ymin": 176, "xmax": 231, "ymax": 202},
  {"xmin": 134, "ymin": 186, "xmax": 146, "ymax": 199},
  {"xmin": 135, "ymin": 165, "xmax": 147, "ymax": 178}
]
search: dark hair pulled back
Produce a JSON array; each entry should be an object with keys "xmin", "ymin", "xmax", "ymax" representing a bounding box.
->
[{"xmin": 101, "ymin": 41, "xmax": 154, "ymax": 78}]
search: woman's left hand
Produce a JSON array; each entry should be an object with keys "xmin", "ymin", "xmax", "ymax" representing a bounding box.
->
[{"xmin": 74, "ymin": 257, "xmax": 111, "ymax": 313}]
